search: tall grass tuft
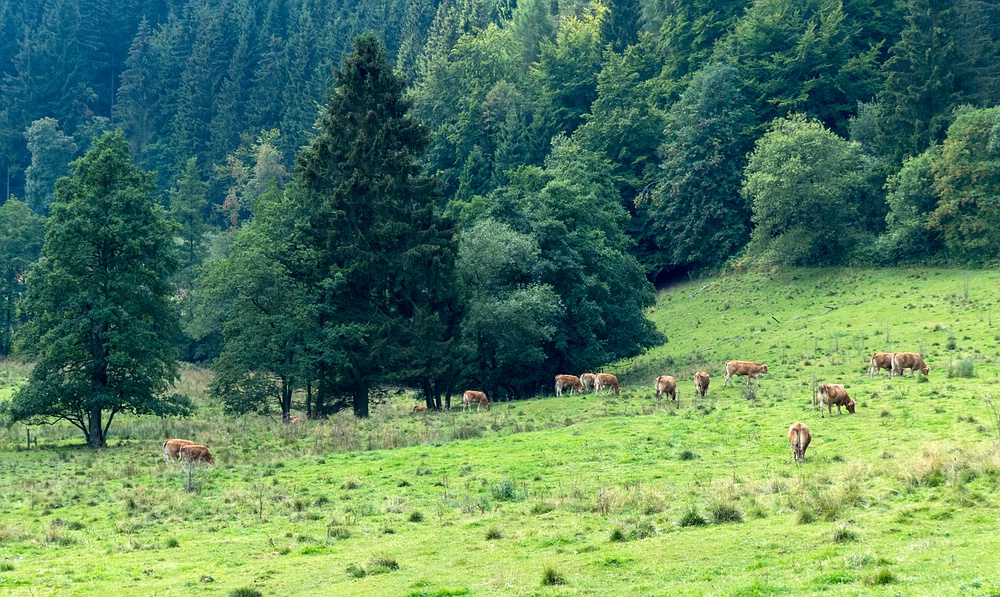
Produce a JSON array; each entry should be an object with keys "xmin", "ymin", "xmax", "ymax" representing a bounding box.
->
[
  {"xmin": 947, "ymin": 357, "xmax": 975, "ymax": 378},
  {"xmin": 228, "ymin": 589, "xmax": 263, "ymax": 597},
  {"xmin": 541, "ymin": 564, "xmax": 566, "ymax": 586}
]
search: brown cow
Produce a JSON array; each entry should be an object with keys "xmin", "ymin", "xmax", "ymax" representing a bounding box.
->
[
  {"xmin": 654, "ymin": 375, "xmax": 676, "ymax": 405},
  {"xmin": 580, "ymin": 373, "xmax": 597, "ymax": 393},
  {"xmin": 724, "ymin": 360, "xmax": 768, "ymax": 387},
  {"xmin": 412, "ymin": 405, "xmax": 429, "ymax": 414},
  {"xmin": 891, "ymin": 352, "xmax": 929, "ymax": 378},
  {"xmin": 868, "ymin": 352, "xmax": 894, "ymax": 378},
  {"xmin": 694, "ymin": 371, "xmax": 710, "ymax": 398},
  {"xmin": 595, "ymin": 373, "xmax": 620, "ymax": 396},
  {"xmin": 788, "ymin": 423, "xmax": 811, "ymax": 463},
  {"xmin": 179, "ymin": 444, "xmax": 215, "ymax": 464},
  {"xmin": 284, "ymin": 415, "xmax": 302, "ymax": 424},
  {"xmin": 818, "ymin": 383, "xmax": 856, "ymax": 418},
  {"xmin": 555, "ymin": 374, "xmax": 585, "ymax": 397},
  {"xmin": 162, "ymin": 439, "xmax": 196, "ymax": 464},
  {"xmin": 462, "ymin": 390, "xmax": 491, "ymax": 412}
]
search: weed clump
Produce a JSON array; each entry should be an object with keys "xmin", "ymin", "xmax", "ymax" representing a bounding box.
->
[
  {"xmin": 947, "ymin": 358, "xmax": 975, "ymax": 378},
  {"xmin": 530, "ymin": 501, "xmax": 555, "ymax": 515},
  {"xmin": 541, "ymin": 564, "xmax": 566, "ymax": 586},
  {"xmin": 866, "ymin": 569, "xmax": 895, "ymax": 585},
  {"xmin": 346, "ymin": 564, "xmax": 367, "ymax": 578},
  {"xmin": 609, "ymin": 516, "xmax": 657, "ymax": 541},
  {"xmin": 831, "ymin": 523, "xmax": 858, "ymax": 543},
  {"xmin": 228, "ymin": 588, "xmax": 263, "ymax": 597},
  {"xmin": 677, "ymin": 505, "xmax": 707, "ymax": 527},
  {"xmin": 708, "ymin": 500, "xmax": 743, "ymax": 523},
  {"xmin": 491, "ymin": 480, "xmax": 518, "ymax": 502},
  {"xmin": 485, "ymin": 527, "xmax": 504, "ymax": 540},
  {"xmin": 408, "ymin": 511, "xmax": 425, "ymax": 523},
  {"xmin": 678, "ymin": 450, "xmax": 697, "ymax": 461},
  {"xmin": 368, "ymin": 556, "xmax": 399, "ymax": 574},
  {"xmin": 165, "ymin": 537, "xmax": 180, "ymax": 548}
]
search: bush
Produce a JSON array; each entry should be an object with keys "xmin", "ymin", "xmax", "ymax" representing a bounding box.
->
[
  {"xmin": 368, "ymin": 556, "xmax": 399, "ymax": 575},
  {"xmin": 708, "ymin": 501, "xmax": 743, "ymax": 523},
  {"xmin": 947, "ymin": 357, "xmax": 975, "ymax": 378},
  {"xmin": 677, "ymin": 506, "xmax": 707, "ymax": 527},
  {"xmin": 866, "ymin": 569, "xmax": 895, "ymax": 585},
  {"xmin": 408, "ymin": 511, "xmax": 424, "ymax": 523},
  {"xmin": 491, "ymin": 480, "xmax": 518, "ymax": 502},
  {"xmin": 541, "ymin": 565, "xmax": 566, "ymax": 586},
  {"xmin": 831, "ymin": 523, "xmax": 857, "ymax": 543},
  {"xmin": 678, "ymin": 450, "xmax": 698, "ymax": 461},
  {"xmin": 485, "ymin": 527, "xmax": 504, "ymax": 540},
  {"xmin": 229, "ymin": 589, "xmax": 263, "ymax": 597}
]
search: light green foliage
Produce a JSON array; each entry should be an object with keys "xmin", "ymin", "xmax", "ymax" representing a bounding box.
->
[
  {"xmin": 926, "ymin": 107, "xmax": 1000, "ymax": 261},
  {"xmin": 878, "ymin": 148, "xmax": 941, "ymax": 262},
  {"xmin": 0, "ymin": 199, "xmax": 44, "ymax": 356},
  {"xmin": 743, "ymin": 115, "xmax": 872, "ymax": 265},
  {"xmin": 23, "ymin": 117, "xmax": 77, "ymax": 215},
  {"xmin": 7, "ymin": 131, "xmax": 189, "ymax": 447}
]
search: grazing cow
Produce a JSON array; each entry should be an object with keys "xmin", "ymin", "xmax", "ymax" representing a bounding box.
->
[
  {"xmin": 694, "ymin": 371, "xmax": 710, "ymax": 398},
  {"xmin": 555, "ymin": 374, "xmax": 585, "ymax": 397},
  {"xmin": 463, "ymin": 390, "xmax": 491, "ymax": 412},
  {"xmin": 595, "ymin": 373, "xmax": 620, "ymax": 396},
  {"xmin": 285, "ymin": 415, "xmax": 302, "ymax": 424},
  {"xmin": 724, "ymin": 360, "xmax": 768, "ymax": 387},
  {"xmin": 891, "ymin": 352, "xmax": 929, "ymax": 378},
  {"xmin": 179, "ymin": 444, "xmax": 215, "ymax": 464},
  {"xmin": 412, "ymin": 405, "xmax": 429, "ymax": 414},
  {"xmin": 868, "ymin": 352, "xmax": 894, "ymax": 378},
  {"xmin": 580, "ymin": 373, "xmax": 597, "ymax": 393},
  {"xmin": 817, "ymin": 383, "xmax": 856, "ymax": 418},
  {"xmin": 788, "ymin": 423, "xmax": 811, "ymax": 463},
  {"xmin": 654, "ymin": 375, "xmax": 676, "ymax": 405},
  {"xmin": 162, "ymin": 439, "xmax": 196, "ymax": 463}
]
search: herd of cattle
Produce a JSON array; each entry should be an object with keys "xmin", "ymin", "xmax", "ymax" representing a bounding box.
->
[{"xmin": 163, "ymin": 351, "xmax": 932, "ymax": 466}]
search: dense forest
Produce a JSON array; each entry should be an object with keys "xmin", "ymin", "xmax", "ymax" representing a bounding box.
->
[{"xmin": 2, "ymin": 0, "xmax": 1000, "ymax": 434}]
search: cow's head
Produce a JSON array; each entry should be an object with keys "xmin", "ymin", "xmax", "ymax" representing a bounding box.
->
[
  {"xmin": 921, "ymin": 366, "xmax": 930, "ymax": 375},
  {"xmin": 846, "ymin": 398, "xmax": 856, "ymax": 414},
  {"xmin": 485, "ymin": 402, "xmax": 491, "ymax": 411},
  {"xmin": 761, "ymin": 364, "xmax": 769, "ymax": 373}
]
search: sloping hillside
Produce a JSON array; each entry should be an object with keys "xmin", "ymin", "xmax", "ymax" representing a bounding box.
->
[{"xmin": 1, "ymin": 268, "xmax": 1000, "ymax": 596}]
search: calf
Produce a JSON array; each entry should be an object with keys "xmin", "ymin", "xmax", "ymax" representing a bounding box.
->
[
  {"xmin": 817, "ymin": 383, "xmax": 856, "ymax": 418},
  {"xmin": 891, "ymin": 352, "xmax": 929, "ymax": 378},
  {"xmin": 788, "ymin": 423, "xmax": 812, "ymax": 463},
  {"xmin": 162, "ymin": 439, "xmax": 196, "ymax": 464},
  {"xmin": 580, "ymin": 373, "xmax": 597, "ymax": 393},
  {"xmin": 694, "ymin": 371, "xmax": 710, "ymax": 398},
  {"xmin": 412, "ymin": 405, "xmax": 429, "ymax": 414},
  {"xmin": 555, "ymin": 375, "xmax": 585, "ymax": 396},
  {"xmin": 462, "ymin": 390, "xmax": 491, "ymax": 412},
  {"xmin": 654, "ymin": 375, "xmax": 676, "ymax": 405},
  {"xmin": 724, "ymin": 360, "xmax": 768, "ymax": 387},
  {"xmin": 595, "ymin": 373, "xmax": 620, "ymax": 396},
  {"xmin": 868, "ymin": 352, "xmax": 893, "ymax": 378},
  {"xmin": 179, "ymin": 444, "xmax": 215, "ymax": 464}
]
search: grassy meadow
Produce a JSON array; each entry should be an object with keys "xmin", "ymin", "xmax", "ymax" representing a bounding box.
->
[{"xmin": 2, "ymin": 267, "xmax": 1000, "ymax": 596}]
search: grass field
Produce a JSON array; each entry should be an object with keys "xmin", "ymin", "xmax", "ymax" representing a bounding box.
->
[{"xmin": 2, "ymin": 267, "xmax": 1000, "ymax": 596}]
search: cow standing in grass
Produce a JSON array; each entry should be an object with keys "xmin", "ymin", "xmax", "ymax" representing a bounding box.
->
[
  {"xmin": 555, "ymin": 375, "xmax": 585, "ymax": 396},
  {"xmin": 163, "ymin": 439, "xmax": 196, "ymax": 464},
  {"xmin": 595, "ymin": 373, "xmax": 620, "ymax": 396},
  {"xmin": 463, "ymin": 391, "xmax": 490, "ymax": 412},
  {"xmin": 694, "ymin": 372, "xmax": 710, "ymax": 398},
  {"xmin": 868, "ymin": 352, "xmax": 893, "ymax": 378},
  {"xmin": 655, "ymin": 376, "xmax": 676, "ymax": 405},
  {"xmin": 179, "ymin": 444, "xmax": 215, "ymax": 464},
  {"xmin": 788, "ymin": 423, "xmax": 811, "ymax": 463},
  {"xmin": 724, "ymin": 360, "xmax": 768, "ymax": 387},
  {"xmin": 580, "ymin": 373, "xmax": 597, "ymax": 393},
  {"xmin": 891, "ymin": 352, "xmax": 930, "ymax": 378},
  {"xmin": 412, "ymin": 405, "xmax": 429, "ymax": 414},
  {"xmin": 818, "ymin": 383, "xmax": 855, "ymax": 417}
]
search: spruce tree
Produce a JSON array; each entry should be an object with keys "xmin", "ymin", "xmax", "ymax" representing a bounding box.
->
[
  {"xmin": 291, "ymin": 33, "xmax": 460, "ymax": 418},
  {"xmin": 8, "ymin": 131, "xmax": 189, "ymax": 447}
]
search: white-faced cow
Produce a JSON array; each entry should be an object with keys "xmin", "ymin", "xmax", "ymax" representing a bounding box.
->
[
  {"xmin": 654, "ymin": 375, "xmax": 676, "ymax": 405},
  {"xmin": 595, "ymin": 373, "xmax": 620, "ymax": 396},
  {"xmin": 788, "ymin": 423, "xmax": 812, "ymax": 463},
  {"xmin": 694, "ymin": 371, "xmax": 710, "ymax": 398},
  {"xmin": 724, "ymin": 360, "xmax": 768, "ymax": 387},
  {"xmin": 891, "ymin": 352, "xmax": 929, "ymax": 378},
  {"xmin": 868, "ymin": 352, "xmax": 894, "ymax": 378},
  {"xmin": 580, "ymin": 373, "xmax": 597, "ymax": 393},
  {"xmin": 162, "ymin": 439, "xmax": 196, "ymax": 464},
  {"xmin": 555, "ymin": 375, "xmax": 585, "ymax": 396},
  {"xmin": 817, "ymin": 383, "xmax": 856, "ymax": 418},
  {"xmin": 462, "ymin": 390, "xmax": 491, "ymax": 412}
]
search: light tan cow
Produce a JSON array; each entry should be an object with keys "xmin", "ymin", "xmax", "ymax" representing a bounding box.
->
[
  {"xmin": 284, "ymin": 415, "xmax": 302, "ymax": 424},
  {"xmin": 412, "ymin": 405, "xmax": 429, "ymax": 414},
  {"xmin": 891, "ymin": 352, "xmax": 929, "ymax": 378},
  {"xmin": 580, "ymin": 373, "xmax": 597, "ymax": 393},
  {"xmin": 868, "ymin": 352, "xmax": 894, "ymax": 378},
  {"xmin": 817, "ymin": 383, "xmax": 856, "ymax": 418},
  {"xmin": 179, "ymin": 444, "xmax": 215, "ymax": 464},
  {"xmin": 163, "ymin": 439, "xmax": 197, "ymax": 463},
  {"xmin": 654, "ymin": 375, "xmax": 676, "ymax": 405},
  {"xmin": 724, "ymin": 360, "xmax": 768, "ymax": 387},
  {"xmin": 555, "ymin": 375, "xmax": 585, "ymax": 396},
  {"xmin": 788, "ymin": 423, "xmax": 812, "ymax": 463},
  {"xmin": 462, "ymin": 390, "xmax": 490, "ymax": 412},
  {"xmin": 595, "ymin": 373, "xmax": 620, "ymax": 396},
  {"xmin": 694, "ymin": 371, "xmax": 710, "ymax": 398}
]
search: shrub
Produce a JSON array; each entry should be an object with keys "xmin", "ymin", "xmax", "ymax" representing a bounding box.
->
[
  {"xmin": 866, "ymin": 569, "xmax": 895, "ymax": 585},
  {"xmin": 708, "ymin": 501, "xmax": 743, "ymax": 523},
  {"xmin": 165, "ymin": 537, "xmax": 180, "ymax": 548},
  {"xmin": 228, "ymin": 589, "xmax": 263, "ymax": 597},
  {"xmin": 541, "ymin": 565, "xmax": 566, "ymax": 586},
  {"xmin": 368, "ymin": 556, "xmax": 399, "ymax": 574},
  {"xmin": 346, "ymin": 564, "xmax": 367, "ymax": 578},
  {"xmin": 530, "ymin": 501, "xmax": 555, "ymax": 515},
  {"xmin": 831, "ymin": 523, "xmax": 858, "ymax": 543},
  {"xmin": 678, "ymin": 450, "xmax": 698, "ymax": 461},
  {"xmin": 491, "ymin": 480, "xmax": 517, "ymax": 502},
  {"xmin": 947, "ymin": 357, "xmax": 975, "ymax": 378},
  {"xmin": 678, "ymin": 506, "xmax": 707, "ymax": 527},
  {"xmin": 485, "ymin": 527, "xmax": 504, "ymax": 540},
  {"xmin": 408, "ymin": 511, "xmax": 424, "ymax": 523}
]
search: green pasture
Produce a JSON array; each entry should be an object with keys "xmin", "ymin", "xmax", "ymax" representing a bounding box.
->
[{"xmin": 2, "ymin": 267, "xmax": 1000, "ymax": 596}]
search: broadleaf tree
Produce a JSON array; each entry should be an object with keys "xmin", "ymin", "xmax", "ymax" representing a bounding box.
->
[
  {"xmin": 0, "ymin": 198, "xmax": 45, "ymax": 356},
  {"xmin": 7, "ymin": 131, "xmax": 190, "ymax": 447}
]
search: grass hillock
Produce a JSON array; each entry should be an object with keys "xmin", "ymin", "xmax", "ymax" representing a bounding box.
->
[{"xmin": 1, "ymin": 267, "xmax": 1000, "ymax": 596}]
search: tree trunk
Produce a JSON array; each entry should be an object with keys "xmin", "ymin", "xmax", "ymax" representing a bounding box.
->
[
  {"xmin": 306, "ymin": 380, "xmax": 313, "ymax": 418},
  {"xmin": 353, "ymin": 383, "xmax": 369, "ymax": 418},
  {"xmin": 87, "ymin": 407, "xmax": 106, "ymax": 447},
  {"xmin": 280, "ymin": 377, "xmax": 292, "ymax": 420}
]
